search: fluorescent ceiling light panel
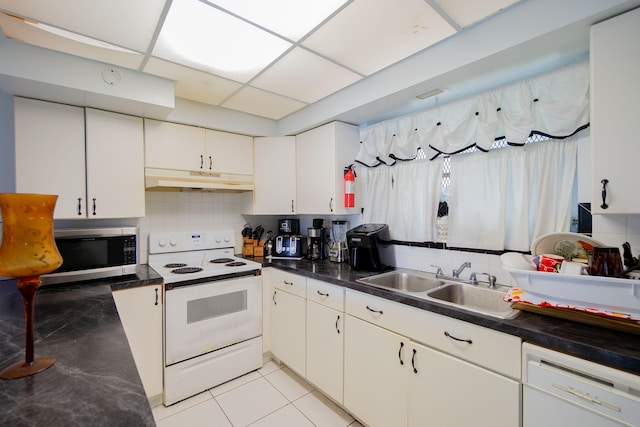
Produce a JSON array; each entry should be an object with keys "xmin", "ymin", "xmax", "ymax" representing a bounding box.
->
[
  {"xmin": 154, "ymin": 0, "xmax": 292, "ymax": 83},
  {"xmin": 205, "ymin": 0, "xmax": 349, "ymax": 41}
]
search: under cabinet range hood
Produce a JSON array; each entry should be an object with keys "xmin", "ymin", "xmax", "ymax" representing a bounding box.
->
[{"xmin": 145, "ymin": 168, "xmax": 254, "ymax": 192}]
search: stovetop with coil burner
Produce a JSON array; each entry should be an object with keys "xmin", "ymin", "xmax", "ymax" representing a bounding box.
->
[{"xmin": 148, "ymin": 230, "xmax": 262, "ymax": 284}]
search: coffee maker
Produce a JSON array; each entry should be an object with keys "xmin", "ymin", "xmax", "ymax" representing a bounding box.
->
[
  {"xmin": 273, "ymin": 219, "xmax": 303, "ymax": 258},
  {"xmin": 307, "ymin": 218, "xmax": 327, "ymax": 260}
]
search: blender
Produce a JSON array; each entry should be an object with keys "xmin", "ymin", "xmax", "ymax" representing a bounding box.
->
[{"xmin": 329, "ymin": 220, "xmax": 349, "ymax": 263}]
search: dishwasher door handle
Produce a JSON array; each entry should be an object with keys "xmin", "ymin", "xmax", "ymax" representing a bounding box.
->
[{"xmin": 552, "ymin": 383, "xmax": 621, "ymax": 413}]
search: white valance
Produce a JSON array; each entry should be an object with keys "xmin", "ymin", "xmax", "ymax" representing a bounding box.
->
[{"xmin": 356, "ymin": 61, "xmax": 589, "ymax": 167}]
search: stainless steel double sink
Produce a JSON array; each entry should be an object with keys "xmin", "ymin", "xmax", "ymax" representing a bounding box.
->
[{"xmin": 356, "ymin": 269, "xmax": 519, "ymax": 319}]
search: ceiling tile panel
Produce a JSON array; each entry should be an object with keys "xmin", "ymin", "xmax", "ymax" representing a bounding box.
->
[
  {"xmin": 0, "ymin": 0, "xmax": 166, "ymax": 52},
  {"xmin": 222, "ymin": 86, "xmax": 307, "ymax": 120},
  {"xmin": 0, "ymin": 13, "xmax": 143, "ymax": 70},
  {"xmin": 144, "ymin": 57, "xmax": 242, "ymax": 105},
  {"xmin": 204, "ymin": 0, "xmax": 349, "ymax": 41},
  {"xmin": 302, "ymin": 0, "xmax": 456, "ymax": 76},
  {"xmin": 251, "ymin": 47, "xmax": 362, "ymax": 103},
  {"xmin": 433, "ymin": 0, "xmax": 521, "ymax": 28}
]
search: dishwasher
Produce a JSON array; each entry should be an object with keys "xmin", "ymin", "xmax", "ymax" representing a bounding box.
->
[{"xmin": 523, "ymin": 343, "xmax": 640, "ymax": 426}]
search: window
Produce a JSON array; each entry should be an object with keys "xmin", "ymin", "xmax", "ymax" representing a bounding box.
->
[{"xmin": 416, "ymin": 134, "xmax": 552, "ymax": 192}]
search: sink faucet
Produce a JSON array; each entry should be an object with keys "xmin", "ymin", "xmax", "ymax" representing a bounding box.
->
[
  {"xmin": 452, "ymin": 262, "xmax": 471, "ymax": 278},
  {"xmin": 431, "ymin": 264, "xmax": 444, "ymax": 277},
  {"xmin": 470, "ymin": 272, "xmax": 498, "ymax": 289}
]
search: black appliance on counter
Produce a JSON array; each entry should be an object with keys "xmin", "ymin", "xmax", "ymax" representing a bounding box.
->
[
  {"xmin": 273, "ymin": 219, "xmax": 303, "ymax": 259},
  {"xmin": 346, "ymin": 224, "xmax": 394, "ymax": 271},
  {"xmin": 307, "ymin": 218, "xmax": 327, "ymax": 260}
]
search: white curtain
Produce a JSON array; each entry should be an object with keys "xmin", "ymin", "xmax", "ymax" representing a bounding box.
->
[
  {"xmin": 447, "ymin": 139, "xmax": 578, "ymax": 251},
  {"xmin": 361, "ymin": 158, "xmax": 443, "ymax": 242},
  {"xmin": 356, "ymin": 61, "xmax": 589, "ymax": 167}
]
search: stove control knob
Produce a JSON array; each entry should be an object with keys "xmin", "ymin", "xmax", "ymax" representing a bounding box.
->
[
  {"xmin": 170, "ymin": 238, "xmax": 178, "ymax": 247},
  {"xmin": 215, "ymin": 235, "xmax": 222, "ymax": 243},
  {"xmin": 224, "ymin": 235, "xmax": 231, "ymax": 243},
  {"xmin": 158, "ymin": 238, "xmax": 167, "ymax": 247}
]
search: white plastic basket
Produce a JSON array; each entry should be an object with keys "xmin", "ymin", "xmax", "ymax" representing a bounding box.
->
[{"xmin": 505, "ymin": 267, "xmax": 640, "ymax": 317}]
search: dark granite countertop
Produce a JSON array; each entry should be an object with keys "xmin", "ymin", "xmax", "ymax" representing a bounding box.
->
[
  {"xmin": 0, "ymin": 265, "xmax": 162, "ymax": 427},
  {"xmin": 262, "ymin": 257, "xmax": 640, "ymax": 375}
]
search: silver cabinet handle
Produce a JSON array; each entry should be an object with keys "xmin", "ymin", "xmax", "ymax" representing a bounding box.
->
[
  {"xmin": 335, "ymin": 315, "xmax": 341, "ymax": 334},
  {"xmin": 272, "ymin": 290, "xmax": 277, "ymax": 305},
  {"xmin": 209, "ymin": 155, "xmax": 212, "ymax": 170},
  {"xmin": 411, "ymin": 349, "xmax": 418, "ymax": 373},
  {"xmin": 155, "ymin": 288, "xmax": 159, "ymax": 306},
  {"xmin": 92, "ymin": 198, "xmax": 97, "ymax": 216},
  {"xmin": 317, "ymin": 290, "xmax": 329, "ymax": 297},
  {"xmin": 77, "ymin": 197, "xmax": 83, "ymax": 216},
  {"xmin": 283, "ymin": 280, "xmax": 293, "ymax": 286},
  {"xmin": 398, "ymin": 341, "xmax": 404, "ymax": 365},
  {"xmin": 329, "ymin": 197, "xmax": 334, "ymax": 212}
]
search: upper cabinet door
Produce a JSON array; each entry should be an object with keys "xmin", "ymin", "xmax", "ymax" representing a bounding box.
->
[
  {"xmin": 590, "ymin": 8, "xmax": 640, "ymax": 214},
  {"xmin": 205, "ymin": 129, "xmax": 253, "ymax": 175},
  {"xmin": 144, "ymin": 119, "xmax": 205, "ymax": 171},
  {"xmin": 14, "ymin": 97, "xmax": 86, "ymax": 219},
  {"xmin": 296, "ymin": 122, "xmax": 360, "ymax": 215},
  {"xmin": 253, "ymin": 136, "xmax": 296, "ymax": 214},
  {"xmin": 86, "ymin": 109, "xmax": 145, "ymax": 218}
]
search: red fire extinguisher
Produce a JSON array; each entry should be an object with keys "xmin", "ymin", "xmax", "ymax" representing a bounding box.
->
[{"xmin": 344, "ymin": 165, "xmax": 356, "ymax": 208}]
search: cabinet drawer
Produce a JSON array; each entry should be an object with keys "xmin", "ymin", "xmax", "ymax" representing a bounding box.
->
[
  {"xmin": 272, "ymin": 270, "xmax": 306, "ymax": 297},
  {"xmin": 306, "ymin": 279, "xmax": 344, "ymax": 311},
  {"xmin": 346, "ymin": 289, "xmax": 521, "ymax": 379}
]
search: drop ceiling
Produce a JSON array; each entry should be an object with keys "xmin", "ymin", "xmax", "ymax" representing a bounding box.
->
[
  {"xmin": 0, "ymin": 0, "xmax": 521, "ymax": 122},
  {"xmin": 1, "ymin": 0, "xmax": 639, "ymax": 136}
]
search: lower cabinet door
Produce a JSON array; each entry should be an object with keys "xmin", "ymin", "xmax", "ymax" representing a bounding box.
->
[
  {"xmin": 271, "ymin": 288, "xmax": 306, "ymax": 376},
  {"xmin": 306, "ymin": 301, "xmax": 344, "ymax": 403},
  {"xmin": 407, "ymin": 341, "xmax": 520, "ymax": 427},
  {"xmin": 344, "ymin": 315, "xmax": 408, "ymax": 427},
  {"xmin": 112, "ymin": 285, "xmax": 163, "ymax": 406}
]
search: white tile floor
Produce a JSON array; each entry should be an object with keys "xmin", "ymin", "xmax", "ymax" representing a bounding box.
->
[{"xmin": 153, "ymin": 361, "xmax": 364, "ymax": 427}]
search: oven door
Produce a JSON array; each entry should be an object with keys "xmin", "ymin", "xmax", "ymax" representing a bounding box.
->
[{"xmin": 165, "ymin": 274, "xmax": 262, "ymax": 366}]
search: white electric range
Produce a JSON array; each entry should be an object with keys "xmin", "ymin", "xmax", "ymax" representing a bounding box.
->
[{"xmin": 148, "ymin": 229, "xmax": 263, "ymax": 406}]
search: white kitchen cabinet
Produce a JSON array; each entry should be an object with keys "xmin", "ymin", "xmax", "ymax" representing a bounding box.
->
[
  {"xmin": 12, "ymin": 98, "xmax": 144, "ymax": 219},
  {"xmin": 253, "ymin": 136, "xmax": 297, "ymax": 214},
  {"xmin": 85, "ymin": 108, "xmax": 145, "ymax": 218},
  {"xmin": 271, "ymin": 271, "xmax": 306, "ymax": 376},
  {"xmin": 112, "ymin": 284, "xmax": 163, "ymax": 407},
  {"xmin": 144, "ymin": 119, "xmax": 205, "ymax": 171},
  {"xmin": 144, "ymin": 119, "xmax": 253, "ymax": 176},
  {"xmin": 295, "ymin": 121, "xmax": 360, "ymax": 215},
  {"xmin": 205, "ymin": 129, "xmax": 253, "ymax": 176},
  {"xmin": 590, "ymin": 7, "xmax": 640, "ymax": 214},
  {"xmin": 305, "ymin": 279, "xmax": 345, "ymax": 403},
  {"xmin": 13, "ymin": 97, "xmax": 86, "ymax": 218},
  {"xmin": 344, "ymin": 288, "xmax": 521, "ymax": 427},
  {"xmin": 408, "ymin": 340, "xmax": 520, "ymax": 427},
  {"xmin": 344, "ymin": 314, "xmax": 408, "ymax": 427}
]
